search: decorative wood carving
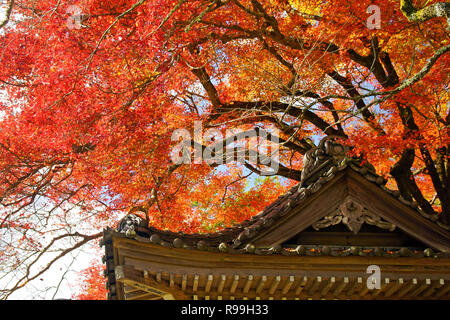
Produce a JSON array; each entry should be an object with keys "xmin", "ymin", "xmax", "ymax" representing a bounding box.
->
[
  {"xmin": 117, "ymin": 213, "xmax": 148, "ymax": 237},
  {"xmin": 301, "ymin": 136, "xmax": 349, "ymax": 182},
  {"xmin": 312, "ymin": 197, "xmax": 396, "ymax": 234},
  {"xmin": 300, "ymin": 136, "xmax": 377, "ymax": 186}
]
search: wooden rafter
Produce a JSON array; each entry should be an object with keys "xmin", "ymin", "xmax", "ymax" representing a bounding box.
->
[{"xmin": 114, "ymin": 265, "xmax": 186, "ymax": 300}]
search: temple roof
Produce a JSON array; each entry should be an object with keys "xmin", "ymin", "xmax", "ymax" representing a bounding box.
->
[
  {"xmin": 101, "ymin": 137, "xmax": 450, "ymax": 300},
  {"xmin": 103, "ymin": 137, "xmax": 450, "ymax": 255}
]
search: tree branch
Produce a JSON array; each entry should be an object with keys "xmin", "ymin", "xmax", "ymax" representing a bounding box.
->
[
  {"xmin": 0, "ymin": 0, "xmax": 14, "ymax": 30},
  {"xmin": 400, "ymin": 0, "xmax": 450, "ymax": 30}
]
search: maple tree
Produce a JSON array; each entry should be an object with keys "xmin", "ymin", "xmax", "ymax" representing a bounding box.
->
[
  {"xmin": 71, "ymin": 259, "xmax": 108, "ymax": 300},
  {"xmin": 0, "ymin": 0, "xmax": 448, "ymax": 299}
]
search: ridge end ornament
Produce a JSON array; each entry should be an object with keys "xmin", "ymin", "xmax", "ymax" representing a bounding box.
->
[
  {"xmin": 299, "ymin": 136, "xmax": 350, "ymax": 188},
  {"xmin": 299, "ymin": 136, "xmax": 377, "ymax": 190}
]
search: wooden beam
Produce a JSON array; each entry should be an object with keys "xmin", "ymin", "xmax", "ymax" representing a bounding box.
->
[
  {"xmin": 114, "ymin": 265, "xmax": 185, "ymax": 300},
  {"xmin": 346, "ymin": 277, "xmax": 362, "ymax": 297},
  {"xmin": 169, "ymin": 274, "xmax": 175, "ymax": 288},
  {"xmin": 181, "ymin": 274, "xmax": 187, "ymax": 291},
  {"xmin": 243, "ymin": 275, "xmax": 253, "ymax": 294},
  {"xmin": 230, "ymin": 275, "xmax": 239, "ymax": 294},
  {"xmin": 295, "ymin": 276, "xmax": 309, "ymax": 295},
  {"xmin": 282, "ymin": 276, "xmax": 295, "ymax": 295},
  {"xmin": 396, "ymin": 278, "xmax": 417, "ymax": 298},
  {"xmin": 124, "ymin": 286, "xmax": 141, "ymax": 294},
  {"xmin": 217, "ymin": 274, "xmax": 226, "ymax": 294},
  {"xmin": 422, "ymin": 279, "xmax": 444, "ymax": 298},
  {"xmin": 269, "ymin": 276, "xmax": 281, "ymax": 295},
  {"xmin": 320, "ymin": 277, "xmax": 335, "ymax": 296},
  {"xmin": 205, "ymin": 275, "xmax": 213, "ymax": 294},
  {"xmin": 409, "ymin": 278, "xmax": 431, "ymax": 297},
  {"xmin": 193, "ymin": 275, "xmax": 199, "ymax": 293},
  {"xmin": 256, "ymin": 275, "xmax": 267, "ymax": 294},
  {"xmin": 333, "ymin": 277, "xmax": 349, "ymax": 296},
  {"xmin": 307, "ymin": 276, "xmax": 322, "ymax": 295},
  {"xmin": 359, "ymin": 280, "xmax": 370, "ymax": 297},
  {"xmin": 434, "ymin": 282, "xmax": 450, "ymax": 298},
  {"xmin": 373, "ymin": 278, "xmax": 390, "ymax": 297},
  {"xmin": 127, "ymin": 291, "xmax": 161, "ymax": 300},
  {"xmin": 384, "ymin": 278, "xmax": 403, "ymax": 297}
]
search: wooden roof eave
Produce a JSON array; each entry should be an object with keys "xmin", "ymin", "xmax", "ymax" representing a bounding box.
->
[
  {"xmin": 110, "ymin": 235, "xmax": 450, "ymax": 275},
  {"xmin": 104, "ymin": 234, "xmax": 450, "ymax": 299}
]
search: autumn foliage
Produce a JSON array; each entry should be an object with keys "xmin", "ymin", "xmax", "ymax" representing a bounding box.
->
[
  {"xmin": 71, "ymin": 261, "xmax": 108, "ymax": 300},
  {"xmin": 0, "ymin": 0, "xmax": 448, "ymax": 299}
]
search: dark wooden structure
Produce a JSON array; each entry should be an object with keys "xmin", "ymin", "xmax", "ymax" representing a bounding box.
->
[{"xmin": 101, "ymin": 137, "xmax": 450, "ymax": 300}]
